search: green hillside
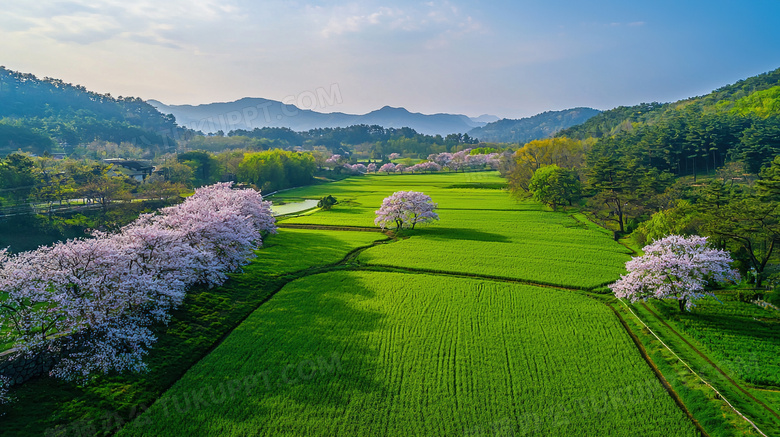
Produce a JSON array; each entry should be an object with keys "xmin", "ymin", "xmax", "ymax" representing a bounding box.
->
[
  {"xmin": 0, "ymin": 67, "xmax": 180, "ymax": 155},
  {"xmin": 467, "ymin": 107, "xmax": 601, "ymax": 143},
  {"xmin": 557, "ymin": 67, "xmax": 780, "ymax": 175},
  {"xmin": 560, "ymin": 67, "xmax": 780, "ymax": 140}
]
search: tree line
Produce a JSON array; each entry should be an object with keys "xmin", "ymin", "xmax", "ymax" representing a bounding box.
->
[
  {"xmin": 0, "ymin": 66, "xmax": 184, "ymax": 155},
  {"xmin": 228, "ymin": 124, "xmax": 480, "ymax": 158}
]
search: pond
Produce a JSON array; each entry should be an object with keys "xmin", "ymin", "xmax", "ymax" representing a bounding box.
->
[{"xmin": 270, "ymin": 199, "xmax": 319, "ymax": 216}]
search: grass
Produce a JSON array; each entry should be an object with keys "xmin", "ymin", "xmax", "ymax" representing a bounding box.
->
[
  {"xmin": 0, "ymin": 229, "xmax": 384, "ymax": 437},
  {"xmin": 117, "ymin": 271, "xmax": 699, "ymax": 437},
  {"xmin": 357, "ymin": 209, "xmax": 632, "ymax": 289},
  {"xmin": 7, "ymin": 171, "xmax": 778, "ymax": 436},
  {"xmin": 648, "ymin": 291, "xmax": 780, "ymax": 388},
  {"xmin": 616, "ymin": 299, "xmax": 780, "ymax": 436},
  {"xmin": 621, "ymin": 293, "xmax": 780, "ymax": 434}
]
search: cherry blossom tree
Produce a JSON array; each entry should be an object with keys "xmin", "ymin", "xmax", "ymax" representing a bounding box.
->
[
  {"xmin": 388, "ymin": 153, "xmax": 401, "ymax": 160},
  {"xmin": 0, "ymin": 182, "xmax": 276, "ymax": 384},
  {"xmin": 324, "ymin": 154, "xmax": 342, "ymax": 168},
  {"xmin": 429, "ymin": 152, "xmax": 452, "ymax": 167},
  {"xmin": 0, "ymin": 234, "xmax": 165, "ymax": 382},
  {"xmin": 486, "ymin": 153, "xmax": 501, "ymax": 169},
  {"xmin": 610, "ymin": 235, "xmax": 739, "ymax": 311},
  {"xmin": 408, "ymin": 162, "xmax": 442, "ymax": 173},
  {"xmin": 378, "ymin": 163, "xmax": 396, "ymax": 174},
  {"xmin": 367, "ymin": 163, "xmax": 377, "ymax": 173},
  {"xmin": 343, "ymin": 163, "xmax": 367, "ymax": 174},
  {"xmin": 375, "ymin": 191, "xmax": 439, "ymax": 230},
  {"xmin": 446, "ymin": 149, "xmax": 471, "ymax": 171}
]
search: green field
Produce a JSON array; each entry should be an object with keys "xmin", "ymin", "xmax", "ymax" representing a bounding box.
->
[
  {"xmin": 114, "ymin": 172, "xmax": 707, "ymax": 436},
  {"xmin": 118, "ymin": 272, "xmax": 698, "ymax": 437},
  {"xmin": 647, "ymin": 292, "xmax": 780, "ymax": 388},
  {"xmin": 10, "ymin": 171, "xmax": 778, "ymax": 436},
  {"xmin": 276, "ymin": 172, "xmax": 633, "ymax": 288},
  {"xmin": 357, "ymin": 209, "xmax": 631, "ymax": 289},
  {"xmin": 0, "ymin": 228, "xmax": 385, "ymax": 437}
]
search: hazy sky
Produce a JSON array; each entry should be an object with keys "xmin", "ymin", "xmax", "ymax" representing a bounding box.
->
[{"xmin": 3, "ymin": 0, "xmax": 780, "ymax": 119}]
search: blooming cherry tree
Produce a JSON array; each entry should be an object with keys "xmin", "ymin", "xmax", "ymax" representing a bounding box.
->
[
  {"xmin": 388, "ymin": 153, "xmax": 401, "ymax": 160},
  {"xmin": 610, "ymin": 235, "xmax": 739, "ymax": 311},
  {"xmin": 375, "ymin": 191, "xmax": 439, "ymax": 230},
  {"xmin": 343, "ymin": 163, "xmax": 367, "ymax": 174},
  {"xmin": 409, "ymin": 161, "xmax": 442, "ymax": 173},
  {"xmin": 378, "ymin": 163, "xmax": 396, "ymax": 174},
  {"xmin": 324, "ymin": 154, "xmax": 342, "ymax": 168},
  {"xmin": 367, "ymin": 163, "xmax": 377, "ymax": 173},
  {"xmin": 0, "ymin": 182, "xmax": 276, "ymax": 384}
]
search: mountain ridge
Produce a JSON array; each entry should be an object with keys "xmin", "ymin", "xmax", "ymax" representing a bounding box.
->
[
  {"xmin": 148, "ymin": 98, "xmax": 494, "ymax": 136},
  {"xmin": 466, "ymin": 107, "xmax": 601, "ymax": 143}
]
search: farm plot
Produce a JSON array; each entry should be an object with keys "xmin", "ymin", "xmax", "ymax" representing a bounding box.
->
[
  {"xmin": 253, "ymin": 228, "xmax": 386, "ymax": 275},
  {"xmin": 643, "ymin": 292, "xmax": 780, "ymax": 389},
  {"xmin": 0, "ymin": 229, "xmax": 385, "ymax": 437},
  {"xmin": 358, "ymin": 209, "xmax": 632, "ymax": 289},
  {"xmin": 274, "ymin": 172, "xmax": 516, "ymax": 217},
  {"xmin": 118, "ymin": 271, "xmax": 698, "ymax": 437}
]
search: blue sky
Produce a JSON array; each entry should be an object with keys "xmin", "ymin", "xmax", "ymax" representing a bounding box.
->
[{"xmin": 2, "ymin": 0, "xmax": 779, "ymax": 119}]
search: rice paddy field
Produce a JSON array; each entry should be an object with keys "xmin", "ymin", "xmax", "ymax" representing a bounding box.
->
[
  {"xmin": 280, "ymin": 172, "xmax": 633, "ymax": 288},
  {"xmin": 117, "ymin": 272, "xmax": 698, "ymax": 437},
  {"xmin": 646, "ymin": 292, "xmax": 780, "ymax": 389},
  {"xmin": 22, "ymin": 171, "xmax": 779, "ymax": 436},
  {"xmin": 112, "ymin": 171, "xmax": 713, "ymax": 436}
]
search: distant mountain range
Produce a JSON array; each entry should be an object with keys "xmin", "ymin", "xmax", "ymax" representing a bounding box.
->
[
  {"xmin": 148, "ymin": 98, "xmax": 499, "ymax": 137},
  {"xmin": 466, "ymin": 108, "xmax": 601, "ymax": 143}
]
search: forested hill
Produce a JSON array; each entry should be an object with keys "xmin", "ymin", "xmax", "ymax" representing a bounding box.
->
[
  {"xmin": 557, "ymin": 67, "xmax": 780, "ymax": 174},
  {"xmin": 467, "ymin": 107, "xmax": 600, "ymax": 143},
  {"xmin": 0, "ymin": 67, "xmax": 180, "ymax": 156},
  {"xmin": 559, "ymin": 67, "xmax": 780, "ymax": 140}
]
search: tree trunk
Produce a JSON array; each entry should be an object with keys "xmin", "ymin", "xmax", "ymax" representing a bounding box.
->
[{"xmin": 678, "ymin": 297, "xmax": 687, "ymax": 312}]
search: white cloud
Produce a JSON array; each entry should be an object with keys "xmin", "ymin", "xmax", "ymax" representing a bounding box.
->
[
  {"xmin": 3, "ymin": 0, "xmax": 242, "ymax": 47},
  {"xmin": 317, "ymin": 1, "xmax": 483, "ymax": 45}
]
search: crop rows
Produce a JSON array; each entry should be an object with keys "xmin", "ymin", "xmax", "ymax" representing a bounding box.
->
[
  {"xmin": 359, "ymin": 238, "xmax": 630, "ymax": 289},
  {"xmin": 252, "ymin": 228, "xmax": 384, "ymax": 275},
  {"xmin": 0, "ymin": 228, "xmax": 385, "ymax": 437},
  {"xmin": 645, "ymin": 293, "xmax": 780, "ymax": 389},
  {"xmin": 356, "ymin": 208, "xmax": 631, "ymax": 289},
  {"xmin": 118, "ymin": 272, "xmax": 698, "ymax": 437}
]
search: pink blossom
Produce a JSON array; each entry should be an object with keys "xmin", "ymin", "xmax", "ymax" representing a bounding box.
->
[
  {"xmin": 610, "ymin": 235, "xmax": 739, "ymax": 310},
  {"xmin": 325, "ymin": 154, "xmax": 342, "ymax": 165},
  {"xmin": 342, "ymin": 163, "xmax": 367, "ymax": 174},
  {"xmin": 408, "ymin": 161, "xmax": 442, "ymax": 173},
  {"xmin": 374, "ymin": 191, "xmax": 439, "ymax": 230},
  {"xmin": 0, "ymin": 182, "xmax": 276, "ymax": 383},
  {"xmin": 378, "ymin": 163, "xmax": 396, "ymax": 174}
]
